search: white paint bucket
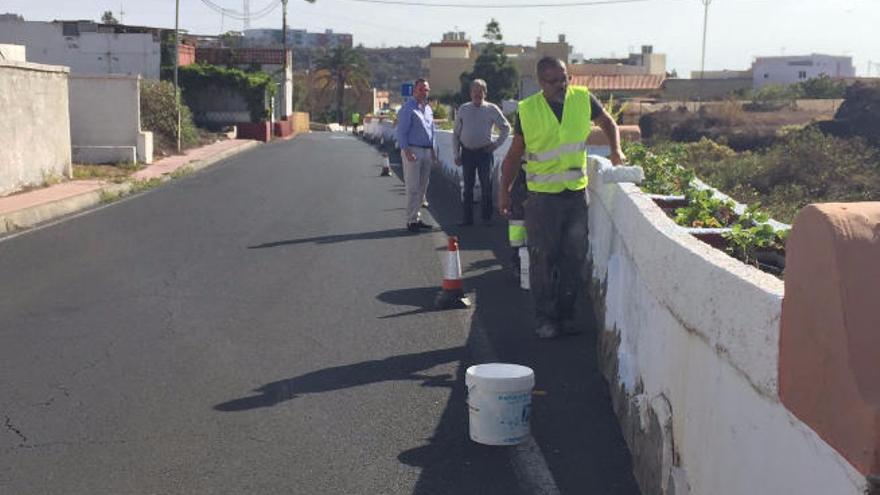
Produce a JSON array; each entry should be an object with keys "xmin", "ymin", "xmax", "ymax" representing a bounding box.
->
[{"xmin": 466, "ymin": 363, "xmax": 535, "ymax": 445}]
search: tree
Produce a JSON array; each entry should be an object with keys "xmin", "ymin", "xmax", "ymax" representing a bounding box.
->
[
  {"xmin": 459, "ymin": 19, "xmax": 518, "ymax": 105},
  {"xmin": 313, "ymin": 46, "xmax": 372, "ymax": 125},
  {"xmin": 101, "ymin": 11, "xmax": 119, "ymax": 25},
  {"xmin": 796, "ymin": 74, "xmax": 846, "ymax": 99}
]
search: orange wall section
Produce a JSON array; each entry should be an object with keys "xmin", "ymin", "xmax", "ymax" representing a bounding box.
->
[{"xmin": 780, "ymin": 202, "xmax": 880, "ymax": 477}]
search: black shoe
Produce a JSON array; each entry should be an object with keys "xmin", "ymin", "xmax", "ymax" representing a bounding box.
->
[
  {"xmin": 415, "ymin": 220, "xmax": 434, "ymax": 230},
  {"xmin": 406, "ymin": 223, "xmax": 420, "ymax": 233}
]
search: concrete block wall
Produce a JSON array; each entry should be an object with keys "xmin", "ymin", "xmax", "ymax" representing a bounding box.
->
[
  {"xmin": 69, "ymin": 74, "xmax": 153, "ymax": 164},
  {"xmin": 0, "ymin": 59, "xmax": 72, "ymax": 196}
]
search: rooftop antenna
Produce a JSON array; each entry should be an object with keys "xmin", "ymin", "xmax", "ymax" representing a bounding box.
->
[
  {"xmin": 119, "ymin": 4, "xmax": 125, "ymax": 23},
  {"xmin": 243, "ymin": 0, "xmax": 251, "ymax": 30}
]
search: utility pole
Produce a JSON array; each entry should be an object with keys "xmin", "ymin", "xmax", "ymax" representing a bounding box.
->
[
  {"xmin": 699, "ymin": 0, "xmax": 712, "ymax": 80},
  {"xmin": 282, "ymin": 0, "xmax": 291, "ymax": 118},
  {"xmin": 174, "ymin": 0, "xmax": 181, "ymax": 153}
]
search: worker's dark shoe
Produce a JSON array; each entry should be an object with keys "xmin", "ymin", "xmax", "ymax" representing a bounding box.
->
[
  {"xmin": 535, "ymin": 322, "xmax": 561, "ymax": 339},
  {"xmin": 415, "ymin": 220, "xmax": 434, "ymax": 230},
  {"xmin": 561, "ymin": 319, "xmax": 582, "ymax": 335},
  {"xmin": 406, "ymin": 223, "xmax": 420, "ymax": 233}
]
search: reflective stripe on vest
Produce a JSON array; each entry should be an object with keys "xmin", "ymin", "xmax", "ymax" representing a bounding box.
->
[
  {"xmin": 525, "ymin": 141, "xmax": 588, "ymax": 163},
  {"xmin": 508, "ymin": 220, "xmax": 527, "ymax": 247},
  {"xmin": 519, "ymin": 85, "xmax": 592, "ymax": 193}
]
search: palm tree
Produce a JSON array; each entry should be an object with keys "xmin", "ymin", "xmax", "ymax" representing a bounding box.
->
[{"xmin": 313, "ymin": 46, "xmax": 371, "ymax": 125}]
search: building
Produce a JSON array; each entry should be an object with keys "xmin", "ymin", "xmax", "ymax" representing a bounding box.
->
[
  {"xmin": 420, "ymin": 31, "xmax": 476, "ymax": 96},
  {"xmin": 244, "ymin": 28, "xmax": 352, "ymax": 49},
  {"xmin": 752, "ymin": 54, "xmax": 854, "ymax": 88},
  {"xmin": 0, "ymin": 14, "xmax": 162, "ymax": 79}
]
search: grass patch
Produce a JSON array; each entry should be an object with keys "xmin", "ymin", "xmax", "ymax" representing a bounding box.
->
[
  {"xmin": 169, "ymin": 166, "xmax": 195, "ymax": 179},
  {"xmin": 73, "ymin": 162, "xmax": 143, "ymax": 182}
]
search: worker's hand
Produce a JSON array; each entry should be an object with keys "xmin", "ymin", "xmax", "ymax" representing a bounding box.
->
[
  {"xmin": 498, "ymin": 190, "xmax": 511, "ymax": 218},
  {"xmin": 404, "ymin": 149, "xmax": 417, "ymax": 162},
  {"xmin": 609, "ymin": 149, "xmax": 626, "ymax": 166},
  {"xmin": 454, "ymin": 156, "xmax": 462, "ymax": 166},
  {"xmin": 430, "ymin": 149, "xmax": 439, "ymax": 166}
]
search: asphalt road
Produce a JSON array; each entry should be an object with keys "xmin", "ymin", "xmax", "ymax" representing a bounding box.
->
[{"xmin": 0, "ymin": 133, "xmax": 639, "ymax": 494}]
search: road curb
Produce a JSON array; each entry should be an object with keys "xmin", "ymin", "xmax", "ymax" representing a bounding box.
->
[{"xmin": 0, "ymin": 140, "xmax": 261, "ymax": 235}]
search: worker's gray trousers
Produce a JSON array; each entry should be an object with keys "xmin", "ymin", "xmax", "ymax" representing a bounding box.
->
[
  {"xmin": 402, "ymin": 147, "xmax": 433, "ymax": 224},
  {"xmin": 524, "ymin": 189, "xmax": 589, "ymax": 325}
]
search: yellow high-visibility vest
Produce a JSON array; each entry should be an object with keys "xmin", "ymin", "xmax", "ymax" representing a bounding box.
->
[{"xmin": 518, "ymin": 86, "xmax": 592, "ymax": 193}]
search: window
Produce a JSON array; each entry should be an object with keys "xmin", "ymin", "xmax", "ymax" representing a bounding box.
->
[{"xmin": 798, "ymin": 71, "xmax": 807, "ymax": 79}]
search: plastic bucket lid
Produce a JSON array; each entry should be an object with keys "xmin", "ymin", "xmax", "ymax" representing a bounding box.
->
[{"xmin": 466, "ymin": 363, "xmax": 535, "ymax": 392}]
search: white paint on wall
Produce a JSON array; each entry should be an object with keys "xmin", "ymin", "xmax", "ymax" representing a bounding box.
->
[
  {"xmin": 0, "ymin": 60, "xmax": 71, "ymax": 196},
  {"xmin": 586, "ymin": 155, "xmax": 868, "ymax": 494}
]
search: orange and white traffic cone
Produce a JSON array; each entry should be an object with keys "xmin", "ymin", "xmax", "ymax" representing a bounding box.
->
[
  {"xmin": 380, "ymin": 152, "xmax": 391, "ymax": 176},
  {"xmin": 435, "ymin": 236, "xmax": 471, "ymax": 309}
]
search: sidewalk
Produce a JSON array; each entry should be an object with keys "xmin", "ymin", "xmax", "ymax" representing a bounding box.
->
[{"xmin": 0, "ymin": 138, "xmax": 260, "ymax": 235}]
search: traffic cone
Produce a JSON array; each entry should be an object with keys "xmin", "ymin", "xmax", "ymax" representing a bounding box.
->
[
  {"xmin": 380, "ymin": 152, "xmax": 391, "ymax": 176},
  {"xmin": 435, "ymin": 236, "xmax": 471, "ymax": 309}
]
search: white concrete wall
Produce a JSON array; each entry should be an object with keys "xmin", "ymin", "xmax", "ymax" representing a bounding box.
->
[
  {"xmin": 586, "ymin": 157, "xmax": 868, "ymax": 494},
  {"xmin": 0, "ymin": 60, "xmax": 71, "ymax": 196},
  {"xmin": 0, "ymin": 18, "xmax": 160, "ymax": 79},
  {"xmin": 69, "ymin": 74, "xmax": 152, "ymax": 164}
]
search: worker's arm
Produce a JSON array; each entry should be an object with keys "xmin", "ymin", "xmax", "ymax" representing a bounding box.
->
[
  {"xmin": 498, "ymin": 134, "xmax": 525, "ymax": 217},
  {"xmin": 593, "ymin": 109, "xmax": 626, "ymax": 165}
]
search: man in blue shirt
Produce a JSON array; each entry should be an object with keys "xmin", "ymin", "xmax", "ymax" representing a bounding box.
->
[{"xmin": 396, "ymin": 78, "xmax": 437, "ymax": 232}]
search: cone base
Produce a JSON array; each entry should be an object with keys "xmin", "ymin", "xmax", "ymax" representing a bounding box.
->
[{"xmin": 434, "ymin": 289, "xmax": 471, "ymax": 310}]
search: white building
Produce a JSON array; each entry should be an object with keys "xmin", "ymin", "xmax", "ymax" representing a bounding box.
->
[
  {"xmin": 0, "ymin": 14, "xmax": 161, "ymax": 79},
  {"xmin": 752, "ymin": 54, "xmax": 854, "ymax": 88}
]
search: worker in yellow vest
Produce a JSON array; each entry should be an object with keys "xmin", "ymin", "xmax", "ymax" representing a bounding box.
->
[
  {"xmin": 499, "ymin": 57, "xmax": 626, "ymax": 339},
  {"xmin": 351, "ymin": 112, "xmax": 361, "ymax": 135}
]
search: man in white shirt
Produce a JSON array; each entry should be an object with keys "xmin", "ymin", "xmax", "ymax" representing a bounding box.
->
[{"xmin": 452, "ymin": 79, "xmax": 511, "ymax": 226}]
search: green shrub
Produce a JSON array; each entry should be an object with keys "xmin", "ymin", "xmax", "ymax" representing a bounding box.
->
[
  {"xmin": 140, "ymin": 80, "xmax": 199, "ymax": 153},
  {"xmin": 673, "ymin": 129, "xmax": 880, "ymax": 223},
  {"xmin": 171, "ymin": 63, "xmax": 276, "ymax": 123}
]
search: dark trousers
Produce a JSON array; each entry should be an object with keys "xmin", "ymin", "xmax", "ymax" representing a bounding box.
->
[
  {"xmin": 461, "ymin": 147, "xmax": 494, "ymax": 222},
  {"xmin": 524, "ymin": 190, "xmax": 589, "ymax": 325}
]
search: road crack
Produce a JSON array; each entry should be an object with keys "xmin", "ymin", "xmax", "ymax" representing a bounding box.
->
[{"xmin": 4, "ymin": 416, "xmax": 27, "ymax": 446}]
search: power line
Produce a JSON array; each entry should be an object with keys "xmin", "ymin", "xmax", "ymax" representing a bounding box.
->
[
  {"xmin": 199, "ymin": 0, "xmax": 280, "ymax": 20},
  {"xmin": 332, "ymin": 0, "xmax": 649, "ymax": 7}
]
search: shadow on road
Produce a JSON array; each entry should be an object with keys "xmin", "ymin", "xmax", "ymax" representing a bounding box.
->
[
  {"xmin": 376, "ymin": 285, "xmax": 439, "ymax": 319},
  {"xmin": 247, "ymin": 227, "xmax": 416, "ymax": 249},
  {"xmin": 213, "ymin": 347, "xmax": 463, "ymax": 412}
]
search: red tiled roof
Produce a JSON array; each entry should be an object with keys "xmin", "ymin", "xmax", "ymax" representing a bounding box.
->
[{"xmin": 571, "ymin": 74, "xmax": 665, "ymax": 91}]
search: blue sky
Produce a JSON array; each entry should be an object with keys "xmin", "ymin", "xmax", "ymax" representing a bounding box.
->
[{"xmin": 5, "ymin": 0, "xmax": 879, "ymax": 77}]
